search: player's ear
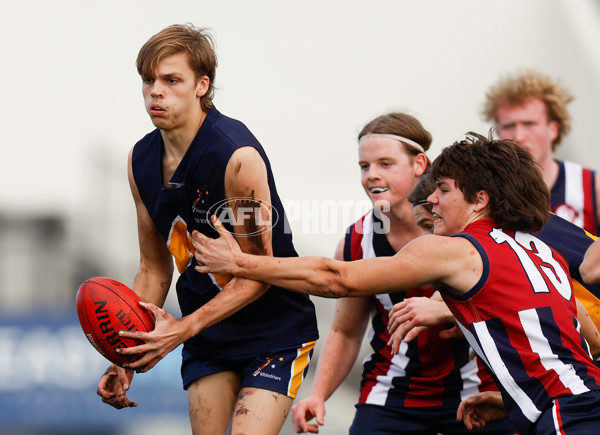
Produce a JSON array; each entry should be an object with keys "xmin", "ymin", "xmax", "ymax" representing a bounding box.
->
[
  {"xmin": 413, "ymin": 153, "xmax": 429, "ymax": 177},
  {"xmin": 547, "ymin": 120, "xmax": 559, "ymax": 143},
  {"xmin": 473, "ymin": 190, "xmax": 489, "ymax": 212},
  {"xmin": 196, "ymin": 75, "xmax": 210, "ymax": 98}
]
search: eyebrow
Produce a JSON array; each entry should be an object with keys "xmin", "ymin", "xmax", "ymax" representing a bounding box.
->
[{"xmin": 156, "ymin": 71, "xmax": 185, "ymax": 80}]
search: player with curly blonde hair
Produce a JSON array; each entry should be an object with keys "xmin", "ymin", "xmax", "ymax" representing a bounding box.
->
[{"xmin": 482, "ymin": 69, "xmax": 600, "ymax": 236}]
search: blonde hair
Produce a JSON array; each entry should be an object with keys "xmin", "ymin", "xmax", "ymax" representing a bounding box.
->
[{"xmin": 482, "ymin": 70, "xmax": 573, "ymax": 149}]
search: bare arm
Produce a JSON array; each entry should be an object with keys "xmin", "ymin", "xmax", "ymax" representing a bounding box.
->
[
  {"xmin": 184, "ymin": 146, "xmax": 273, "ymax": 332},
  {"xmin": 580, "ymin": 237, "xmax": 600, "ymax": 285},
  {"xmin": 97, "ymin": 148, "xmax": 175, "ymax": 408},
  {"xmin": 577, "ymin": 298, "xmax": 600, "ymax": 360},
  {"xmin": 119, "ymin": 146, "xmax": 273, "ymax": 372},
  {"xmin": 193, "ymin": 225, "xmax": 481, "ymax": 299},
  {"xmin": 129, "ymin": 151, "xmax": 175, "ymax": 306},
  {"xmin": 292, "ymin": 240, "xmax": 371, "ymax": 433}
]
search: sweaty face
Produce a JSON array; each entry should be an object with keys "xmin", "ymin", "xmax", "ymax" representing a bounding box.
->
[
  {"xmin": 141, "ymin": 52, "xmax": 205, "ymax": 132},
  {"xmin": 427, "ymin": 177, "xmax": 475, "ymax": 236},
  {"xmin": 495, "ymin": 98, "xmax": 558, "ymax": 165},
  {"xmin": 358, "ymin": 137, "xmax": 421, "ymax": 212}
]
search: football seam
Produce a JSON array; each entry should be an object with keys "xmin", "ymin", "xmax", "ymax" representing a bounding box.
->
[{"xmin": 94, "ymin": 278, "xmax": 154, "ymax": 331}]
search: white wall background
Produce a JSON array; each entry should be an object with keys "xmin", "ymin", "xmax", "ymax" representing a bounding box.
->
[
  {"xmin": 2, "ymin": 0, "xmax": 600, "ymax": 254},
  {"xmin": 1, "ymin": 1, "xmax": 600, "ymax": 433}
]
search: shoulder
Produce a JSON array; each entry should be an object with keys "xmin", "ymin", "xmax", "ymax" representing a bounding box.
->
[
  {"xmin": 398, "ymin": 235, "xmax": 482, "ymax": 293},
  {"xmin": 226, "ymin": 146, "xmax": 267, "ymax": 176},
  {"xmin": 543, "ymin": 213, "xmax": 592, "ymax": 238},
  {"xmin": 133, "ymin": 129, "xmax": 161, "ymax": 151},
  {"xmin": 230, "ymin": 145, "xmax": 263, "ymax": 160},
  {"xmin": 562, "ymin": 159, "xmax": 596, "ymax": 174},
  {"xmin": 131, "ymin": 128, "xmax": 161, "ymax": 161},
  {"xmin": 131, "ymin": 129, "xmax": 161, "ymax": 166},
  {"xmin": 223, "ymin": 146, "xmax": 270, "ymax": 198},
  {"xmin": 212, "ymin": 111, "xmax": 261, "ymax": 148}
]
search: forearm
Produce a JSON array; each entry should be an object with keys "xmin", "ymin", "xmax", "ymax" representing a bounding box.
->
[
  {"xmin": 435, "ymin": 301, "xmax": 456, "ymax": 324},
  {"xmin": 195, "ymin": 230, "xmax": 437, "ymax": 297},
  {"xmin": 185, "ymin": 277, "xmax": 270, "ymax": 337},
  {"xmin": 133, "ymin": 263, "xmax": 173, "ymax": 307},
  {"xmin": 310, "ymin": 329, "xmax": 364, "ymax": 401},
  {"xmin": 230, "ymin": 252, "xmax": 352, "ymax": 297},
  {"xmin": 430, "ymin": 292, "xmax": 455, "ymax": 323}
]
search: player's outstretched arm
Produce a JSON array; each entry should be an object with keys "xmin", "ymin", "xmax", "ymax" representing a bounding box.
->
[
  {"xmin": 193, "ymin": 216, "xmax": 384, "ymax": 297},
  {"xmin": 193, "ymin": 225, "xmax": 478, "ymax": 299}
]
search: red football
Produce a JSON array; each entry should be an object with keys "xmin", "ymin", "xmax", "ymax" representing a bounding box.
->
[{"xmin": 76, "ymin": 277, "xmax": 155, "ymax": 367}]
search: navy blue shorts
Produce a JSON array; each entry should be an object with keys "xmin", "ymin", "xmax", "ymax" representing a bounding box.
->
[
  {"xmin": 535, "ymin": 391, "xmax": 600, "ymax": 434},
  {"xmin": 181, "ymin": 341, "xmax": 315, "ymax": 399},
  {"xmin": 349, "ymin": 403, "xmax": 514, "ymax": 435}
]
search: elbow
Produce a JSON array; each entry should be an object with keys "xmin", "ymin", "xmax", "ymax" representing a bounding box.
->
[
  {"xmin": 580, "ymin": 263, "xmax": 600, "ymax": 285},
  {"xmin": 320, "ymin": 281, "xmax": 350, "ymax": 299},
  {"xmin": 310, "ymin": 264, "xmax": 352, "ymax": 298}
]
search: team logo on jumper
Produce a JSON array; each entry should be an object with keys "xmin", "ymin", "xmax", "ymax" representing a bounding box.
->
[
  {"xmin": 192, "ymin": 187, "xmax": 209, "ymax": 210},
  {"xmin": 554, "ymin": 203, "xmax": 579, "ymax": 225},
  {"xmin": 191, "ymin": 188, "xmax": 212, "ymax": 226},
  {"xmin": 208, "ymin": 197, "xmax": 279, "ymax": 237}
]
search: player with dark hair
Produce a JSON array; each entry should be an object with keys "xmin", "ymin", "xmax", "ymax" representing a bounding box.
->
[
  {"xmin": 393, "ymin": 146, "xmax": 600, "ymax": 432},
  {"xmin": 395, "ymin": 169, "xmax": 600, "ymax": 341},
  {"xmin": 290, "ymin": 113, "xmax": 512, "ymax": 434},
  {"xmin": 96, "ymin": 23, "xmax": 318, "ymax": 434},
  {"xmin": 193, "ymin": 133, "xmax": 600, "ymax": 434}
]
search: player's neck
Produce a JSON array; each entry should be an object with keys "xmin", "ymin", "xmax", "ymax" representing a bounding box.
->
[
  {"xmin": 161, "ymin": 110, "xmax": 207, "ymax": 161},
  {"xmin": 160, "ymin": 111, "xmax": 208, "ymax": 186},
  {"xmin": 538, "ymin": 157, "xmax": 559, "ymax": 190},
  {"xmin": 378, "ymin": 206, "xmax": 422, "ymax": 251}
]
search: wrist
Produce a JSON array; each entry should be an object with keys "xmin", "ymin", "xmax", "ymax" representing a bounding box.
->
[
  {"xmin": 443, "ymin": 311, "xmax": 455, "ymax": 324},
  {"xmin": 232, "ymin": 251, "xmax": 248, "ymax": 276},
  {"xmin": 309, "ymin": 387, "xmax": 329, "ymax": 403},
  {"xmin": 183, "ymin": 313, "xmax": 203, "ymax": 338},
  {"xmin": 436, "ymin": 302, "xmax": 454, "ymax": 323}
]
